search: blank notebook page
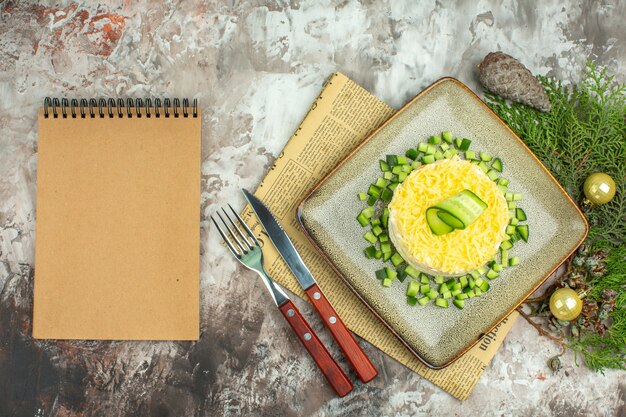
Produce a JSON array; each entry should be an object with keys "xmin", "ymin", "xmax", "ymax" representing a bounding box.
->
[{"xmin": 34, "ymin": 105, "xmax": 201, "ymax": 340}]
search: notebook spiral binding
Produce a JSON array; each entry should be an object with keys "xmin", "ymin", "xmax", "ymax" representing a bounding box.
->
[{"xmin": 43, "ymin": 97, "xmax": 198, "ymax": 119}]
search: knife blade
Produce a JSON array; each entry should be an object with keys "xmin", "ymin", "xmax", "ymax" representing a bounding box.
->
[{"xmin": 242, "ymin": 188, "xmax": 378, "ymax": 383}]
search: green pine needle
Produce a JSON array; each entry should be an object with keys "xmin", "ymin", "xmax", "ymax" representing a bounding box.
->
[{"xmin": 485, "ymin": 60, "xmax": 626, "ymax": 371}]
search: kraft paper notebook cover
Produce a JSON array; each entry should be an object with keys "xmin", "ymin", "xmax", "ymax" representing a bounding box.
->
[{"xmin": 33, "ymin": 98, "xmax": 201, "ymax": 340}]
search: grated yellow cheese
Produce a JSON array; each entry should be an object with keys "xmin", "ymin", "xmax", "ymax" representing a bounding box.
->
[{"xmin": 388, "ymin": 156, "xmax": 509, "ymax": 275}]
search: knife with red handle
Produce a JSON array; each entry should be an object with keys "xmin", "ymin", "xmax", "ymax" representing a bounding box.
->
[{"xmin": 243, "ymin": 189, "xmax": 378, "ymax": 383}]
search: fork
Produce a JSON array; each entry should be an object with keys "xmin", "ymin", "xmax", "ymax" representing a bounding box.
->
[{"xmin": 211, "ymin": 205, "xmax": 353, "ymax": 397}]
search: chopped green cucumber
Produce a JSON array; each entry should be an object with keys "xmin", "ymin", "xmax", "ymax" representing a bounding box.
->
[
  {"xmin": 498, "ymin": 178, "xmax": 510, "ymax": 186},
  {"xmin": 405, "ymin": 148, "xmax": 419, "ymax": 160},
  {"xmin": 390, "ymin": 252, "xmax": 404, "ymax": 266},
  {"xmin": 422, "ymin": 154, "xmax": 435, "ymax": 164},
  {"xmin": 478, "ymin": 161, "xmax": 490, "ymax": 173},
  {"xmin": 417, "ymin": 296, "xmax": 430, "ymax": 306},
  {"xmin": 372, "ymin": 225, "xmax": 383, "ymax": 236},
  {"xmin": 407, "ymin": 296, "xmax": 417, "ymax": 306},
  {"xmin": 459, "ymin": 138, "xmax": 472, "ymax": 151},
  {"xmin": 456, "ymin": 293, "xmax": 469, "ymax": 300},
  {"xmin": 364, "ymin": 246, "xmax": 377, "ymax": 259},
  {"xmin": 500, "ymin": 240, "xmax": 513, "ymax": 250},
  {"xmin": 378, "ymin": 233, "xmax": 388, "ymax": 243},
  {"xmin": 375, "ymin": 268, "xmax": 387, "ymax": 280},
  {"xmin": 493, "ymin": 264, "xmax": 503, "ymax": 272},
  {"xmin": 392, "ymin": 165, "xmax": 403, "ymax": 175},
  {"xmin": 420, "ymin": 284, "xmax": 430, "ymax": 294},
  {"xmin": 442, "ymin": 291, "xmax": 452, "ymax": 299},
  {"xmin": 407, "ymin": 281, "xmax": 420, "ymax": 297},
  {"xmin": 486, "ymin": 269, "xmax": 499, "ymax": 280},
  {"xmin": 434, "ymin": 275, "xmax": 445, "ymax": 284},
  {"xmin": 379, "ymin": 160, "xmax": 390, "ymax": 172},
  {"xmin": 358, "ymin": 192, "xmax": 367, "ymax": 201},
  {"xmin": 434, "ymin": 150, "xmax": 444, "ymax": 160},
  {"xmin": 479, "ymin": 152, "xmax": 493, "ymax": 162},
  {"xmin": 491, "ymin": 158, "xmax": 503, "ymax": 172},
  {"xmin": 385, "ymin": 268, "xmax": 397, "ymax": 280},
  {"xmin": 459, "ymin": 276, "xmax": 468, "ymax": 288},
  {"xmin": 426, "ymin": 144, "xmax": 437, "ymax": 155},
  {"xmin": 501, "ymin": 249, "xmax": 509, "ymax": 267},
  {"xmin": 382, "ymin": 278, "xmax": 392, "ymax": 287},
  {"xmin": 428, "ymin": 135, "xmax": 442, "ymax": 144},
  {"xmin": 397, "ymin": 156, "xmax": 408, "ymax": 165},
  {"xmin": 440, "ymin": 142, "xmax": 450, "ymax": 152},
  {"xmin": 439, "ymin": 283, "xmax": 449, "ymax": 293},
  {"xmin": 386, "ymin": 155, "xmax": 398, "ymax": 166},
  {"xmin": 508, "ymin": 201, "xmax": 516, "ymax": 209},
  {"xmin": 418, "ymin": 142, "xmax": 429, "ymax": 152},
  {"xmin": 421, "ymin": 274, "xmax": 431, "ymax": 284},
  {"xmin": 505, "ymin": 192, "xmax": 514, "ymax": 201},
  {"xmin": 510, "ymin": 217, "xmax": 519, "ymax": 226},
  {"xmin": 375, "ymin": 177, "xmax": 386, "ymax": 188},
  {"xmin": 396, "ymin": 265, "xmax": 407, "ymax": 282},
  {"xmin": 405, "ymin": 265, "xmax": 420, "ymax": 278},
  {"xmin": 426, "ymin": 289, "xmax": 439, "ymax": 299},
  {"xmin": 513, "ymin": 193, "xmax": 522, "ymax": 201},
  {"xmin": 357, "ymin": 213, "xmax": 369, "ymax": 226},
  {"xmin": 487, "ymin": 170, "xmax": 499, "ymax": 181},
  {"xmin": 435, "ymin": 298, "xmax": 449, "ymax": 308},
  {"xmin": 367, "ymin": 195, "xmax": 377, "ymax": 206},
  {"xmin": 374, "ymin": 250, "xmax": 382, "ymax": 259},
  {"xmin": 470, "ymin": 270, "xmax": 480, "ymax": 280},
  {"xmin": 509, "ymin": 256, "xmax": 520, "ymax": 266},
  {"xmin": 497, "ymin": 184, "xmax": 508, "ymax": 194},
  {"xmin": 442, "ymin": 131, "xmax": 454, "ymax": 143},
  {"xmin": 381, "ymin": 208, "xmax": 389, "ymax": 228},
  {"xmin": 465, "ymin": 150, "xmax": 477, "ymax": 160},
  {"xmin": 516, "ymin": 208, "xmax": 527, "ymax": 221},
  {"xmin": 380, "ymin": 187, "xmax": 394, "ymax": 202},
  {"xmin": 364, "ymin": 231, "xmax": 377, "ymax": 244},
  {"xmin": 516, "ymin": 225, "xmax": 529, "ymax": 242},
  {"xmin": 397, "ymin": 172, "xmax": 408, "ymax": 182},
  {"xmin": 368, "ymin": 184, "xmax": 380, "ymax": 198},
  {"xmin": 506, "ymin": 225, "xmax": 516, "ymax": 235},
  {"xmin": 453, "ymin": 299, "xmax": 465, "ymax": 309},
  {"xmin": 388, "ymin": 182, "xmax": 399, "ymax": 191},
  {"xmin": 380, "ymin": 242, "xmax": 392, "ymax": 253}
]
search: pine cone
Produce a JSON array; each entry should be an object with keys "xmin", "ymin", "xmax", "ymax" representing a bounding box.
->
[{"xmin": 478, "ymin": 52, "xmax": 551, "ymax": 112}]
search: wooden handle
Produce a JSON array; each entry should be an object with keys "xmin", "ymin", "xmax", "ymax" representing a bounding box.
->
[
  {"xmin": 278, "ymin": 300, "xmax": 353, "ymax": 397},
  {"xmin": 305, "ymin": 283, "xmax": 378, "ymax": 383}
]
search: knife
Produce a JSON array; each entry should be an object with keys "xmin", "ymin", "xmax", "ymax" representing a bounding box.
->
[{"xmin": 242, "ymin": 188, "xmax": 378, "ymax": 383}]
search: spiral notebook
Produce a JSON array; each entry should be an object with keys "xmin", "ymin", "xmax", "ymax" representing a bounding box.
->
[{"xmin": 33, "ymin": 98, "xmax": 201, "ymax": 340}]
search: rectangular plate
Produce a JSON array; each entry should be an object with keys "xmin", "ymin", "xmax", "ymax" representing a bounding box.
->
[{"xmin": 297, "ymin": 78, "xmax": 588, "ymax": 368}]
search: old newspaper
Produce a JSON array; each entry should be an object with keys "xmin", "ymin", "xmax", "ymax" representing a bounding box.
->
[{"xmin": 241, "ymin": 73, "xmax": 518, "ymax": 400}]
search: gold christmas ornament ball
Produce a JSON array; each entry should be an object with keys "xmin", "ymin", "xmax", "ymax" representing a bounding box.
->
[
  {"xmin": 549, "ymin": 288, "xmax": 583, "ymax": 321},
  {"xmin": 583, "ymin": 173, "xmax": 616, "ymax": 205}
]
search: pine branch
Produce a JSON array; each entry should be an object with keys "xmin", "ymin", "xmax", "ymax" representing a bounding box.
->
[{"xmin": 485, "ymin": 61, "xmax": 626, "ymax": 372}]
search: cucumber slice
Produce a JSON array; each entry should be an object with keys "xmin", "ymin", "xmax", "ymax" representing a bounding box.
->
[
  {"xmin": 407, "ymin": 296, "xmax": 418, "ymax": 306},
  {"xmin": 382, "ymin": 278, "xmax": 392, "ymax": 287},
  {"xmin": 357, "ymin": 213, "xmax": 369, "ymax": 226},
  {"xmin": 380, "ymin": 187, "xmax": 394, "ymax": 202},
  {"xmin": 380, "ymin": 160, "xmax": 390, "ymax": 172},
  {"xmin": 509, "ymin": 256, "xmax": 520, "ymax": 266},
  {"xmin": 516, "ymin": 208, "xmax": 527, "ymax": 221},
  {"xmin": 434, "ymin": 275, "xmax": 445, "ymax": 284},
  {"xmin": 453, "ymin": 299, "xmax": 465, "ymax": 309},
  {"xmin": 486, "ymin": 269, "xmax": 499, "ymax": 280},
  {"xmin": 420, "ymin": 274, "xmax": 430, "ymax": 284},
  {"xmin": 367, "ymin": 195, "xmax": 377, "ymax": 206},
  {"xmin": 459, "ymin": 138, "xmax": 472, "ymax": 151},
  {"xmin": 427, "ymin": 190, "xmax": 488, "ymax": 233},
  {"xmin": 420, "ymin": 284, "xmax": 431, "ymax": 294},
  {"xmin": 479, "ymin": 152, "xmax": 493, "ymax": 162},
  {"xmin": 426, "ymin": 207, "xmax": 455, "ymax": 235},
  {"xmin": 364, "ymin": 231, "xmax": 377, "ymax": 244},
  {"xmin": 465, "ymin": 150, "xmax": 476, "ymax": 160},
  {"xmin": 418, "ymin": 142, "xmax": 429, "ymax": 152}
]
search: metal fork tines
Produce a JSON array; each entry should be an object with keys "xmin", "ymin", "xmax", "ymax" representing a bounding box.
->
[
  {"xmin": 211, "ymin": 204, "xmax": 288, "ymax": 307},
  {"xmin": 211, "ymin": 203, "xmax": 353, "ymax": 397}
]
